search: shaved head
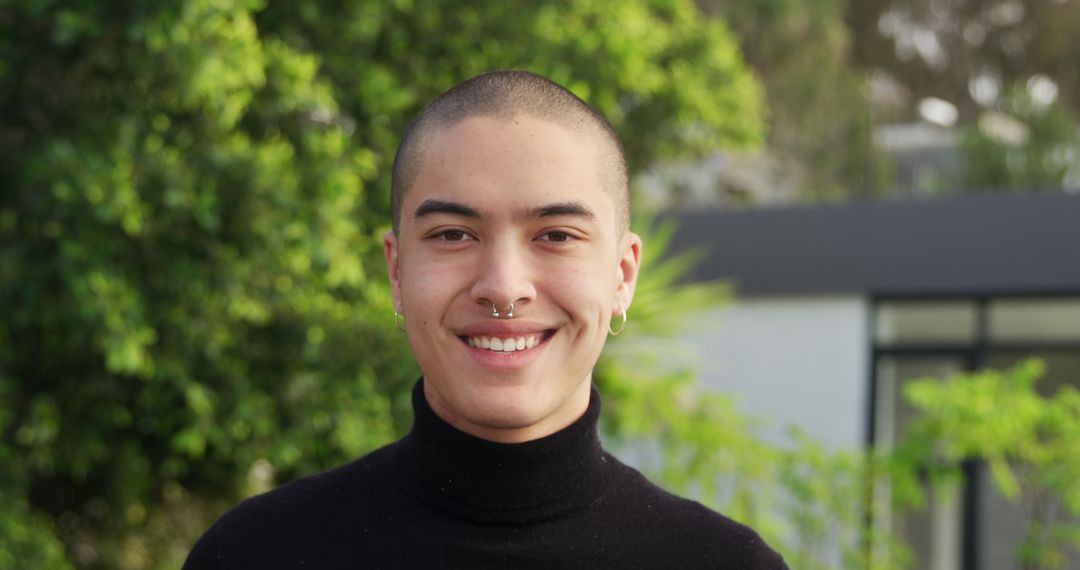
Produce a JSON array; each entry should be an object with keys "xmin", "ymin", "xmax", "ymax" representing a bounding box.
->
[{"xmin": 391, "ymin": 70, "xmax": 630, "ymax": 234}]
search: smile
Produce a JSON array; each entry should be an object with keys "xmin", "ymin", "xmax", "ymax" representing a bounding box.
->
[{"xmin": 463, "ymin": 331, "xmax": 552, "ymax": 353}]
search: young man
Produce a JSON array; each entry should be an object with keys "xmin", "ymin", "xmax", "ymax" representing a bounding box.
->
[{"xmin": 185, "ymin": 70, "xmax": 786, "ymax": 568}]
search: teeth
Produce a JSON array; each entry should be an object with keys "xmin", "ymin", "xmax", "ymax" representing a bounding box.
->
[{"xmin": 466, "ymin": 335, "xmax": 541, "ymax": 353}]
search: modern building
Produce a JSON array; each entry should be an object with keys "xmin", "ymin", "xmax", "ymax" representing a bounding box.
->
[{"xmin": 667, "ymin": 192, "xmax": 1080, "ymax": 570}]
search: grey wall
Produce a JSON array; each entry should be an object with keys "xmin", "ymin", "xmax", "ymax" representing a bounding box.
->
[{"xmin": 684, "ymin": 295, "xmax": 869, "ymax": 450}]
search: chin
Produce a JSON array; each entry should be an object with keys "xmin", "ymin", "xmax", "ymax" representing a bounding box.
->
[
  {"xmin": 473, "ymin": 411, "xmax": 544, "ymax": 432},
  {"xmin": 463, "ymin": 386, "xmax": 550, "ymax": 427}
]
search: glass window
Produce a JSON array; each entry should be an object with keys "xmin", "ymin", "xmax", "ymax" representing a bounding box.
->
[
  {"xmin": 976, "ymin": 462, "xmax": 1028, "ymax": 570},
  {"xmin": 875, "ymin": 356, "xmax": 966, "ymax": 447},
  {"xmin": 876, "ymin": 301, "xmax": 977, "ymax": 345},
  {"xmin": 986, "ymin": 351, "xmax": 1080, "ymax": 396},
  {"xmin": 873, "ymin": 296, "xmax": 1080, "ymax": 570},
  {"xmin": 875, "ymin": 356, "xmax": 967, "ymax": 570},
  {"xmin": 989, "ymin": 297, "xmax": 1080, "ymax": 342},
  {"xmin": 900, "ymin": 480, "xmax": 964, "ymax": 570},
  {"xmin": 981, "ymin": 351, "xmax": 1080, "ymax": 570}
]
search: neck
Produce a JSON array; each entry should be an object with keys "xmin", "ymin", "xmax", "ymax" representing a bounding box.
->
[
  {"xmin": 421, "ymin": 378, "xmax": 592, "ymax": 443},
  {"xmin": 394, "ymin": 378, "xmax": 612, "ymax": 523}
]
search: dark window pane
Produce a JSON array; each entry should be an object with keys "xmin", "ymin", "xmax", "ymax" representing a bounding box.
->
[
  {"xmin": 989, "ymin": 298, "xmax": 1080, "ymax": 343},
  {"xmin": 876, "ymin": 301, "xmax": 977, "ymax": 345},
  {"xmin": 875, "ymin": 356, "xmax": 966, "ymax": 570}
]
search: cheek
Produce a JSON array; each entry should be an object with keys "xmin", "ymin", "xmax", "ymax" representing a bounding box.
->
[
  {"xmin": 539, "ymin": 259, "xmax": 618, "ymax": 315},
  {"xmin": 400, "ymin": 258, "xmax": 468, "ymax": 313}
]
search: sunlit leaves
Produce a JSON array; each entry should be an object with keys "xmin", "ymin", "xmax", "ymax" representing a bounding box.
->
[
  {"xmin": 899, "ymin": 359, "xmax": 1080, "ymax": 568},
  {"xmin": 144, "ymin": 0, "xmax": 268, "ymax": 129}
]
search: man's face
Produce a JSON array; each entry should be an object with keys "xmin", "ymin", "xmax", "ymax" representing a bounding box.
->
[{"xmin": 384, "ymin": 115, "xmax": 641, "ymax": 443}]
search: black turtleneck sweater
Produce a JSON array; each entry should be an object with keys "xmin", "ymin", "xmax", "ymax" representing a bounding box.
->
[{"xmin": 184, "ymin": 381, "xmax": 787, "ymax": 569}]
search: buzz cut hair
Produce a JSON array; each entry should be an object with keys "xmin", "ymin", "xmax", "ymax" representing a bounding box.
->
[{"xmin": 390, "ymin": 70, "xmax": 630, "ymax": 234}]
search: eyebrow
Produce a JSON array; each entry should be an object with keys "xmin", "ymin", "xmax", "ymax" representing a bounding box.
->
[
  {"xmin": 414, "ymin": 199, "xmax": 482, "ymax": 220},
  {"xmin": 412, "ymin": 198, "xmax": 596, "ymax": 223},
  {"xmin": 521, "ymin": 201, "xmax": 596, "ymax": 222}
]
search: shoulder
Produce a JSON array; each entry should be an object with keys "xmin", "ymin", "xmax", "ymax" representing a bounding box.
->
[
  {"xmin": 227, "ymin": 443, "xmax": 393, "ymax": 524},
  {"xmin": 600, "ymin": 457, "xmax": 788, "ymax": 569},
  {"xmin": 183, "ymin": 443, "xmax": 398, "ymax": 569}
]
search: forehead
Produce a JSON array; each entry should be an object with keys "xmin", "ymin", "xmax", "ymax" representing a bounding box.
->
[{"xmin": 404, "ymin": 115, "xmax": 616, "ymax": 224}]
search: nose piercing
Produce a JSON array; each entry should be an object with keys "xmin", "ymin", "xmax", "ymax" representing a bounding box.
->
[{"xmin": 490, "ymin": 303, "xmax": 514, "ymax": 319}]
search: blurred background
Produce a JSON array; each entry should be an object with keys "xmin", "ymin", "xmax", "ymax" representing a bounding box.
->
[{"xmin": 2, "ymin": 1, "xmax": 1078, "ymax": 569}]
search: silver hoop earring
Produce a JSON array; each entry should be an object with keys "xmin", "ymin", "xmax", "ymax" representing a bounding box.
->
[
  {"xmin": 609, "ymin": 308, "xmax": 627, "ymax": 336},
  {"xmin": 394, "ymin": 309, "xmax": 406, "ymax": 332},
  {"xmin": 491, "ymin": 303, "xmax": 514, "ymax": 319}
]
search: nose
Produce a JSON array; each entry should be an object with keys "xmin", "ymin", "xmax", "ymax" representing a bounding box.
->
[{"xmin": 469, "ymin": 239, "xmax": 537, "ymax": 315}]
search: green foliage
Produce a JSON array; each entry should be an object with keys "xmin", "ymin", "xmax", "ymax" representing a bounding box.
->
[
  {"xmin": 961, "ymin": 86, "xmax": 1080, "ymax": 192},
  {"xmin": 699, "ymin": 0, "xmax": 888, "ymax": 201},
  {"xmin": 849, "ymin": 0, "xmax": 1080, "ymax": 120},
  {"xmin": 776, "ymin": 432, "xmax": 911, "ymax": 570},
  {"xmin": 899, "ymin": 359, "xmax": 1080, "ymax": 569},
  {"xmin": 1, "ymin": 1, "xmax": 762, "ymax": 566},
  {"xmin": 255, "ymin": 0, "xmax": 764, "ymax": 197},
  {"xmin": 0, "ymin": 488, "xmax": 72, "ymax": 570},
  {"xmin": 3, "ymin": 1, "xmax": 414, "ymax": 565}
]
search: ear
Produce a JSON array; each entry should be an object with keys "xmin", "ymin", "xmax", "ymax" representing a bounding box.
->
[
  {"xmin": 613, "ymin": 231, "xmax": 643, "ymax": 315},
  {"xmin": 384, "ymin": 230, "xmax": 403, "ymax": 312}
]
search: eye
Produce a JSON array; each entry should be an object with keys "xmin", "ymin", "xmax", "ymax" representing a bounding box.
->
[
  {"xmin": 538, "ymin": 230, "xmax": 575, "ymax": 243},
  {"xmin": 431, "ymin": 229, "xmax": 475, "ymax": 242}
]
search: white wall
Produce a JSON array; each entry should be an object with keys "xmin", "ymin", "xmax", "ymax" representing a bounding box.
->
[{"xmin": 684, "ymin": 295, "xmax": 869, "ymax": 450}]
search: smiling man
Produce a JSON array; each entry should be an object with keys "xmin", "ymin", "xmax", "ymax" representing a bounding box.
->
[{"xmin": 185, "ymin": 70, "xmax": 786, "ymax": 569}]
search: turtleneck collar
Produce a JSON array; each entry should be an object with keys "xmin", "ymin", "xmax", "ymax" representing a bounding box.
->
[{"xmin": 393, "ymin": 379, "xmax": 612, "ymax": 525}]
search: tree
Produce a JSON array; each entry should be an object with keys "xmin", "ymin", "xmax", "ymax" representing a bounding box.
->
[
  {"xmin": 849, "ymin": 0, "xmax": 1080, "ymax": 122},
  {"xmin": 0, "ymin": 1, "xmax": 763, "ymax": 566},
  {"xmin": 845, "ymin": 0, "xmax": 1080, "ymax": 195},
  {"xmin": 687, "ymin": 0, "xmax": 889, "ymax": 203},
  {"xmin": 960, "ymin": 83, "xmax": 1080, "ymax": 191},
  {"xmin": 899, "ymin": 359, "xmax": 1080, "ymax": 569}
]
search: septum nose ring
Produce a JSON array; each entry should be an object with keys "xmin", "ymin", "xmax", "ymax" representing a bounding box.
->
[{"xmin": 491, "ymin": 303, "xmax": 514, "ymax": 319}]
